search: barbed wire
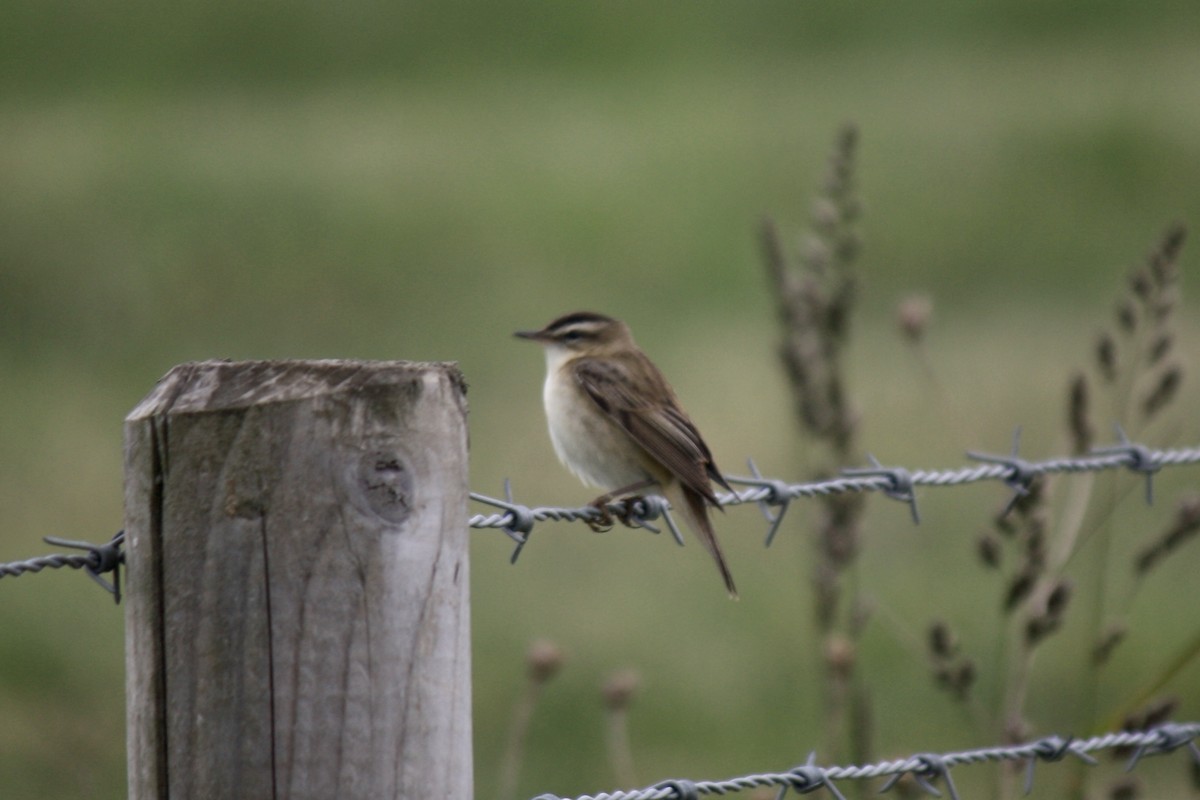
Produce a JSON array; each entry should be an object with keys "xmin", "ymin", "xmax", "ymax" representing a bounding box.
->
[
  {"xmin": 0, "ymin": 531, "xmax": 124, "ymax": 603},
  {"xmin": 3, "ymin": 436, "xmax": 1198, "ymax": 592},
  {"xmin": 471, "ymin": 433, "xmax": 1200, "ymax": 561},
  {"xmin": 529, "ymin": 722, "xmax": 1200, "ymax": 800}
]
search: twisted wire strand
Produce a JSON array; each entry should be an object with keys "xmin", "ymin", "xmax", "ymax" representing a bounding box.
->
[
  {"xmin": 0, "ymin": 531, "xmax": 125, "ymax": 601},
  {"xmin": 3, "ymin": 445, "xmax": 1198, "ymax": 584},
  {"xmin": 530, "ymin": 723, "xmax": 1200, "ymax": 800},
  {"xmin": 470, "ymin": 443, "xmax": 1200, "ymax": 532},
  {"xmin": 0, "ymin": 551, "xmax": 97, "ymax": 578}
]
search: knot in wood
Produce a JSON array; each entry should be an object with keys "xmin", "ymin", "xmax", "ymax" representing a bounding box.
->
[{"xmin": 354, "ymin": 449, "xmax": 415, "ymax": 526}]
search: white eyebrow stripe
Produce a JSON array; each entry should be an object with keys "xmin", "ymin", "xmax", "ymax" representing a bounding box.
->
[{"xmin": 550, "ymin": 321, "xmax": 605, "ymax": 337}]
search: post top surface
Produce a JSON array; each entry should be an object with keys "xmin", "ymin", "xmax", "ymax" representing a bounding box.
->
[{"xmin": 126, "ymin": 359, "xmax": 466, "ymax": 420}]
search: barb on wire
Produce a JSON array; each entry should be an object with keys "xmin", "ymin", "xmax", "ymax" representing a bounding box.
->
[
  {"xmin": 1093, "ymin": 424, "xmax": 1160, "ymax": 504},
  {"xmin": 966, "ymin": 427, "xmax": 1036, "ymax": 516},
  {"xmin": 528, "ymin": 722, "xmax": 1200, "ymax": 800},
  {"xmin": 732, "ymin": 457, "xmax": 793, "ymax": 547},
  {"xmin": 0, "ymin": 530, "xmax": 125, "ymax": 603},
  {"xmin": 843, "ymin": 454, "xmax": 920, "ymax": 523},
  {"xmin": 471, "ymin": 479, "xmax": 537, "ymax": 563},
  {"xmin": 472, "ymin": 438, "xmax": 1200, "ymax": 557}
]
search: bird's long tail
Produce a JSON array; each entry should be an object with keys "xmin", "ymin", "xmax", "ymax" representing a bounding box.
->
[{"xmin": 666, "ymin": 483, "xmax": 738, "ymax": 599}]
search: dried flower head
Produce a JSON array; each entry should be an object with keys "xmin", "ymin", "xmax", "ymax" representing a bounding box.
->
[
  {"xmin": 1025, "ymin": 580, "xmax": 1072, "ymax": 646},
  {"xmin": 896, "ymin": 294, "xmax": 933, "ymax": 344},
  {"xmin": 1096, "ymin": 333, "xmax": 1118, "ymax": 383},
  {"xmin": 1046, "ymin": 579, "xmax": 1072, "ymax": 617},
  {"xmin": 1134, "ymin": 495, "xmax": 1200, "ymax": 575},
  {"xmin": 527, "ymin": 639, "xmax": 565, "ymax": 684},
  {"xmin": 1108, "ymin": 776, "xmax": 1140, "ymax": 800},
  {"xmin": 977, "ymin": 533, "xmax": 1002, "ymax": 569},
  {"xmin": 1005, "ymin": 714, "xmax": 1032, "ymax": 745},
  {"xmin": 929, "ymin": 620, "xmax": 957, "ymax": 658},
  {"xmin": 1141, "ymin": 364, "xmax": 1181, "ymax": 420},
  {"xmin": 601, "ymin": 669, "xmax": 641, "ymax": 711},
  {"xmin": 1093, "ymin": 622, "xmax": 1128, "ymax": 666},
  {"xmin": 1005, "ymin": 568, "xmax": 1036, "ymax": 613},
  {"xmin": 928, "ymin": 621, "xmax": 975, "ymax": 701},
  {"xmin": 1115, "ymin": 300, "xmax": 1138, "ymax": 333},
  {"xmin": 1147, "ymin": 332, "xmax": 1173, "ymax": 365},
  {"xmin": 824, "ymin": 634, "xmax": 857, "ymax": 678}
]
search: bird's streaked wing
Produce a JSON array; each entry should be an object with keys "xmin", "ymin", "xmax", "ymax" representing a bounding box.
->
[{"xmin": 572, "ymin": 356, "xmax": 727, "ymax": 504}]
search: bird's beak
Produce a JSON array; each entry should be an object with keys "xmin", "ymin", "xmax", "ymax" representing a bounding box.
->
[{"xmin": 514, "ymin": 329, "xmax": 548, "ymax": 342}]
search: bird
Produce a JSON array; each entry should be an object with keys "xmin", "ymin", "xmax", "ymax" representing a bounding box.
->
[{"xmin": 515, "ymin": 311, "xmax": 737, "ymax": 597}]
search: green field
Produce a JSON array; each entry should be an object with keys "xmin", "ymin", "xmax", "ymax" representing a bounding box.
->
[{"xmin": 1, "ymin": 3, "xmax": 1199, "ymax": 798}]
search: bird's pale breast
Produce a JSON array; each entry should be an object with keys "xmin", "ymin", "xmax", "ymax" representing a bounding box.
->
[{"xmin": 542, "ymin": 369, "xmax": 651, "ymax": 491}]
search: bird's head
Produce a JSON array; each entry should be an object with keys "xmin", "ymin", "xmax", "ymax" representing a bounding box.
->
[{"xmin": 515, "ymin": 312, "xmax": 635, "ymax": 359}]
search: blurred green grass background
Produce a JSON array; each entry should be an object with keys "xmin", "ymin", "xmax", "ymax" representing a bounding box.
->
[{"xmin": 2, "ymin": 1, "xmax": 1199, "ymax": 797}]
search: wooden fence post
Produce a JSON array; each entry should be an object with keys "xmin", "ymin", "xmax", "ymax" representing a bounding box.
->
[{"xmin": 123, "ymin": 360, "xmax": 472, "ymax": 799}]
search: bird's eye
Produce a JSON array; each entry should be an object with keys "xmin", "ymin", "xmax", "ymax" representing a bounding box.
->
[{"xmin": 562, "ymin": 330, "xmax": 583, "ymax": 343}]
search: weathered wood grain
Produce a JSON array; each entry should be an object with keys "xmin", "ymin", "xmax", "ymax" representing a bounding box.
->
[{"xmin": 124, "ymin": 360, "xmax": 471, "ymax": 799}]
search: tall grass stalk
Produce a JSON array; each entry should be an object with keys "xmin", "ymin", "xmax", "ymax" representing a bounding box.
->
[{"xmin": 761, "ymin": 123, "xmax": 870, "ymax": 772}]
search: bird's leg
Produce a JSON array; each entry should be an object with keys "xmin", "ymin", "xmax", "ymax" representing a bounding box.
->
[
  {"xmin": 585, "ymin": 504, "xmax": 614, "ymax": 533},
  {"xmin": 587, "ymin": 479, "xmax": 657, "ymax": 532}
]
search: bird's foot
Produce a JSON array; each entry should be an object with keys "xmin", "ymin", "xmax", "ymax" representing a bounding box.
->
[
  {"xmin": 587, "ymin": 481, "xmax": 657, "ymax": 532},
  {"xmin": 585, "ymin": 501, "xmax": 615, "ymax": 533},
  {"xmin": 612, "ymin": 495, "xmax": 648, "ymax": 528}
]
